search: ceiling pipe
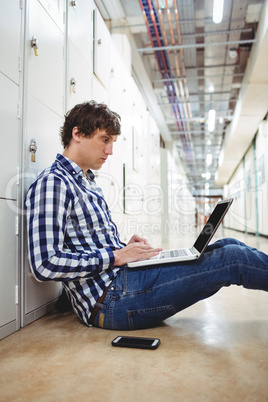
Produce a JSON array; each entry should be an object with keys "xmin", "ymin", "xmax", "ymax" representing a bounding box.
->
[
  {"xmin": 138, "ymin": 0, "xmax": 197, "ymax": 168},
  {"xmin": 137, "ymin": 39, "xmax": 257, "ymax": 52},
  {"xmin": 154, "ymin": 73, "xmax": 244, "ymax": 82}
]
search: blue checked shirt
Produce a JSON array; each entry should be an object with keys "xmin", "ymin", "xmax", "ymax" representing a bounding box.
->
[{"xmin": 25, "ymin": 153, "xmax": 125, "ymax": 325}]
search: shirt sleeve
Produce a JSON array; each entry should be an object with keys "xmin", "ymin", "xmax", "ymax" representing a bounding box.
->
[{"xmin": 25, "ymin": 173, "xmax": 115, "ymax": 282}]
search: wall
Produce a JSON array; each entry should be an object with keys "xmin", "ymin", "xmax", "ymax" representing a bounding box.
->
[
  {"xmin": 224, "ymin": 119, "xmax": 268, "ymax": 236},
  {"xmin": 0, "ymin": 0, "xmax": 194, "ymax": 340}
]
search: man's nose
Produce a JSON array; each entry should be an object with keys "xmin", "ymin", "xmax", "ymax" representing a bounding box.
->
[{"xmin": 105, "ymin": 143, "xmax": 113, "ymax": 155}]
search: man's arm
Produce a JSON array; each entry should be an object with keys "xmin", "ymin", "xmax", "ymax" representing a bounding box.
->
[{"xmin": 25, "ymin": 174, "xmax": 115, "ymax": 282}]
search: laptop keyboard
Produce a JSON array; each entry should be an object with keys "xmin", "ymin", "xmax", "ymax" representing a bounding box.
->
[{"xmin": 159, "ymin": 247, "xmax": 196, "ymax": 259}]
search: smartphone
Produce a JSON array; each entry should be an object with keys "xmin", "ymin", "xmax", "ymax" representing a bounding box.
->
[{"xmin": 111, "ymin": 336, "xmax": 160, "ymax": 350}]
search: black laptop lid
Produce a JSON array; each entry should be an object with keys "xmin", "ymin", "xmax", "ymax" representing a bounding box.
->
[{"xmin": 193, "ymin": 199, "xmax": 233, "ymax": 254}]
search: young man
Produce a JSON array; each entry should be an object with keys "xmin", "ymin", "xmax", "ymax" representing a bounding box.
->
[{"xmin": 26, "ymin": 101, "xmax": 268, "ymax": 330}]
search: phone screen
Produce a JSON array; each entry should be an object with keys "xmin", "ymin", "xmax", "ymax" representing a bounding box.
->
[{"xmin": 112, "ymin": 336, "xmax": 160, "ymax": 349}]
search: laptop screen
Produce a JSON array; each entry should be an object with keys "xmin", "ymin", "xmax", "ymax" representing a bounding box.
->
[{"xmin": 193, "ymin": 199, "xmax": 233, "ymax": 254}]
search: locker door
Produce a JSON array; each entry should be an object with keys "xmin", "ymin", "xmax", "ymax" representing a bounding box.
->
[
  {"xmin": 93, "ymin": 7, "xmax": 111, "ymax": 90},
  {"xmin": 0, "ymin": 200, "xmax": 18, "ymax": 339},
  {"xmin": 66, "ymin": 0, "xmax": 94, "ymax": 110},
  {"xmin": 0, "ymin": 74, "xmax": 20, "ymax": 340},
  {"xmin": 22, "ymin": 0, "xmax": 65, "ymax": 327},
  {"xmin": 0, "ymin": 0, "xmax": 21, "ymax": 85},
  {"xmin": 0, "ymin": 0, "xmax": 21, "ymax": 340}
]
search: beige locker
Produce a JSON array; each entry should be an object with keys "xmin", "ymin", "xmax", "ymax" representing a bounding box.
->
[
  {"xmin": 66, "ymin": 0, "xmax": 94, "ymax": 110},
  {"xmin": 21, "ymin": 0, "xmax": 65, "ymax": 327}
]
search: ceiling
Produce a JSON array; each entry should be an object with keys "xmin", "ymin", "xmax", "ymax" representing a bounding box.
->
[{"xmin": 95, "ymin": 0, "xmax": 268, "ymax": 196}]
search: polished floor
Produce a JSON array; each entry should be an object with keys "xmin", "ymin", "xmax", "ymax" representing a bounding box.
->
[{"xmin": 1, "ymin": 229, "xmax": 268, "ymax": 402}]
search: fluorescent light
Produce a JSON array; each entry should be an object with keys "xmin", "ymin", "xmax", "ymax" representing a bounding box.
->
[
  {"xmin": 213, "ymin": 0, "xmax": 224, "ymax": 24},
  {"xmin": 208, "ymin": 109, "xmax": 216, "ymax": 132},
  {"xmin": 208, "ymin": 83, "xmax": 214, "ymax": 92},
  {"xmin": 206, "ymin": 153, "xmax": 212, "ymax": 166}
]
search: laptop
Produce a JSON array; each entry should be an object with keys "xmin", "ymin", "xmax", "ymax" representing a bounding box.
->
[{"xmin": 127, "ymin": 198, "xmax": 233, "ymax": 268}]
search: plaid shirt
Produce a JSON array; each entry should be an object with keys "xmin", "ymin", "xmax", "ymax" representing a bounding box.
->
[{"xmin": 25, "ymin": 153, "xmax": 125, "ymax": 325}]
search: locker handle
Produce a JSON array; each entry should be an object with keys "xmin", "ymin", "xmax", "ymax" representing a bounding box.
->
[
  {"xmin": 71, "ymin": 77, "xmax": 76, "ymax": 93},
  {"xmin": 30, "ymin": 140, "xmax": 37, "ymax": 162},
  {"xmin": 31, "ymin": 36, "xmax": 39, "ymax": 56}
]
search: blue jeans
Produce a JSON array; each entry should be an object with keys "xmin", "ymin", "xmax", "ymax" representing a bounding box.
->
[{"xmin": 93, "ymin": 238, "xmax": 268, "ymax": 330}]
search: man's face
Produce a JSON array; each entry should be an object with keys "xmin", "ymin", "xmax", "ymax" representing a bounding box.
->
[{"xmin": 79, "ymin": 128, "xmax": 118, "ymax": 172}]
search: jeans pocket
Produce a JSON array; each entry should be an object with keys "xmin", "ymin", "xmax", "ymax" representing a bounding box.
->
[{"xmin": 127, "ymin": 305, "xmax": 176, "ymax": 330}]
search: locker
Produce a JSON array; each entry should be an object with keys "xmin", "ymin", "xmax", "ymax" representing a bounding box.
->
[
  {"xmin": 21, "ymin": 0, "xmax": 65, "ymax": 327},
  {"xmin": 66, "ymin": 41, "xmax": 92, "ymax": 110},
  {"xmin": 38, "ymin": 0, "xmax": 65, "ymax": 33},
  {"xmin": 244, "ymin": 146, "xmax": 257, "ymax": 234},
  {"xmin": 93, "ymin": 7, "xmax": 111, "ymax": 89},
  {"xmin": 0, "ymin": 0, "xmax": 21, "ymax": 85},
  {"xmin": 66, "ymin": 0, "xmax": 94, "ymax": 110},
  {"xmin": 109, "ymin": 42, "xmax": 124, "ymax": 113},
  {"xmin": 26, "ymin": 0, "xmax": 65, "ymax": 116},
  {"xmin": 92, "ymin": 75, "xmax": 109, "ymax": 104},
  {"xmin": 22, "ymin": 95, "xmax": 62, "ymax": 325},
  {"xmin": 0, "ymin": 73, "xmax": 19, "ymax": 200},
  {"xmin": 255, "ymin": 121, "xmax": 268, "ymax": 236},
  {"xmin": 67, "ymin": 0, "xmax": 94, "ymax": 66},
  {"xmin": 0, "ymin": 199, "xmax": 18, "ymax": 339}
]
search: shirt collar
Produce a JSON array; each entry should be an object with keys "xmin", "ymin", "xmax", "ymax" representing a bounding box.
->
[{"xmin": 56, "ymin": 153, "xmax": 95, "ymax": 181}]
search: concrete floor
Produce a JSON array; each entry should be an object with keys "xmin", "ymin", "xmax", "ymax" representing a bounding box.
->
[{"xmin": 1, "ymin": 229, "xmax": 268, "ymax": 402}]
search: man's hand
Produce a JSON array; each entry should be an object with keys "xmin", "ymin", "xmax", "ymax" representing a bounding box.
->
[
  {"xmin": 113, "ymin": 235, "xmax": 162, "ymax": 266},
  {"xmin": 127, "ymin": 234, "xmax": 150, "ymax": 245}
]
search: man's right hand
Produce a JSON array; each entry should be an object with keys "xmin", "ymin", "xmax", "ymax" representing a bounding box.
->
[{"xmin": 113, "ymin": 242, "xmax": 162, "ymax": 267}]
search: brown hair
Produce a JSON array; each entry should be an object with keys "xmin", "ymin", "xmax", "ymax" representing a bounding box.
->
[{"xmin": 60, "ymin": 101, "xmax": 121, "ymax": 148}]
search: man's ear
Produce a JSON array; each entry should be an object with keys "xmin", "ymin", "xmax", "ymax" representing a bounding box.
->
[{"xmin": 72, "ymin": 127, "xmax": 82, "ymax": 143}]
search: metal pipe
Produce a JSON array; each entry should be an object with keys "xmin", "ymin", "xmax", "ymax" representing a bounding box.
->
[
  {"xmin": 154, "ymin": 73, "xmax": 244, "ymax": 83},
  {"xmin": 159, "ymin": 99, "xmax": 238, "ymax": 105},
  {"xmin": 172, "ymin": 131, "xmax": 224, "ymax": 135},
  {"xmin": 137, "ymin": 39, "xmax": 257, "ymax": 52}
]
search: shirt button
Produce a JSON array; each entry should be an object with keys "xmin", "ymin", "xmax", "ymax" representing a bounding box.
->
[{"xmin": 111, "ymin": 286, "xmax": 115, "ymax": 291}]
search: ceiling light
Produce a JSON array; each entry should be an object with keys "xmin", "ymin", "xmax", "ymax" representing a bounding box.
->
[
  {"xmin": 209, "ymin": 83, "xmax": 214, "ymax": 92},
  {"xmin": 213, "ymin": 0, "xmax": 224, "ymax": 24},
  {"xmin": 206, "ymin": 153, "xmax": 212, "ymax": 166},
  {"xmin": 208, "ymin": 109, "xmax": 216, "ymax": 132}
]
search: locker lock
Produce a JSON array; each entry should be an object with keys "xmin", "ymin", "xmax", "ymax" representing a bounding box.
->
[
  {"xmin": 71, "ymin": 77, "xmax": 76, "ymax": 93},
  {"xmin": 31, "ymin": 36, "xmax": 39, "ymax": 56},
  {"xmin": 30, "ymin": 140, "xmax": 37, "ymax": 162},
  {"xmin": 71, "ymin": 1, "xmax": 77, "ymax": 7}
]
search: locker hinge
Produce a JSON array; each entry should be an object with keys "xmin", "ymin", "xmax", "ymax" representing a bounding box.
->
[
  {"xmin": 20, "ymin": 0, "xmax": 23, "ymax": 9},
  {"xmin": 17, "ymin": 101, "xmax": 21, "ymax": 119},
  {"xmin": 15, "ymin": 285, "xmax": 19, "ymax": 305},
  {"xmin": 15, "ymin": 215, "xmax": 19, "ymax": 236}
]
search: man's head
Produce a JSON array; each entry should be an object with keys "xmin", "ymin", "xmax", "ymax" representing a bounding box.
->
[
  {"xmin": 60, "ymin": 101, "xmax": 121, "ymax": 149},
  {"xmin": 61, "ymin": 101, "xmax": 121, "ymax": 173}
]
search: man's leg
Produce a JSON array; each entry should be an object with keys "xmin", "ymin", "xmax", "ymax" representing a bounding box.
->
[{"xmin": 94, "ymin": 238, "xmax": 268, "ymax": 330}]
